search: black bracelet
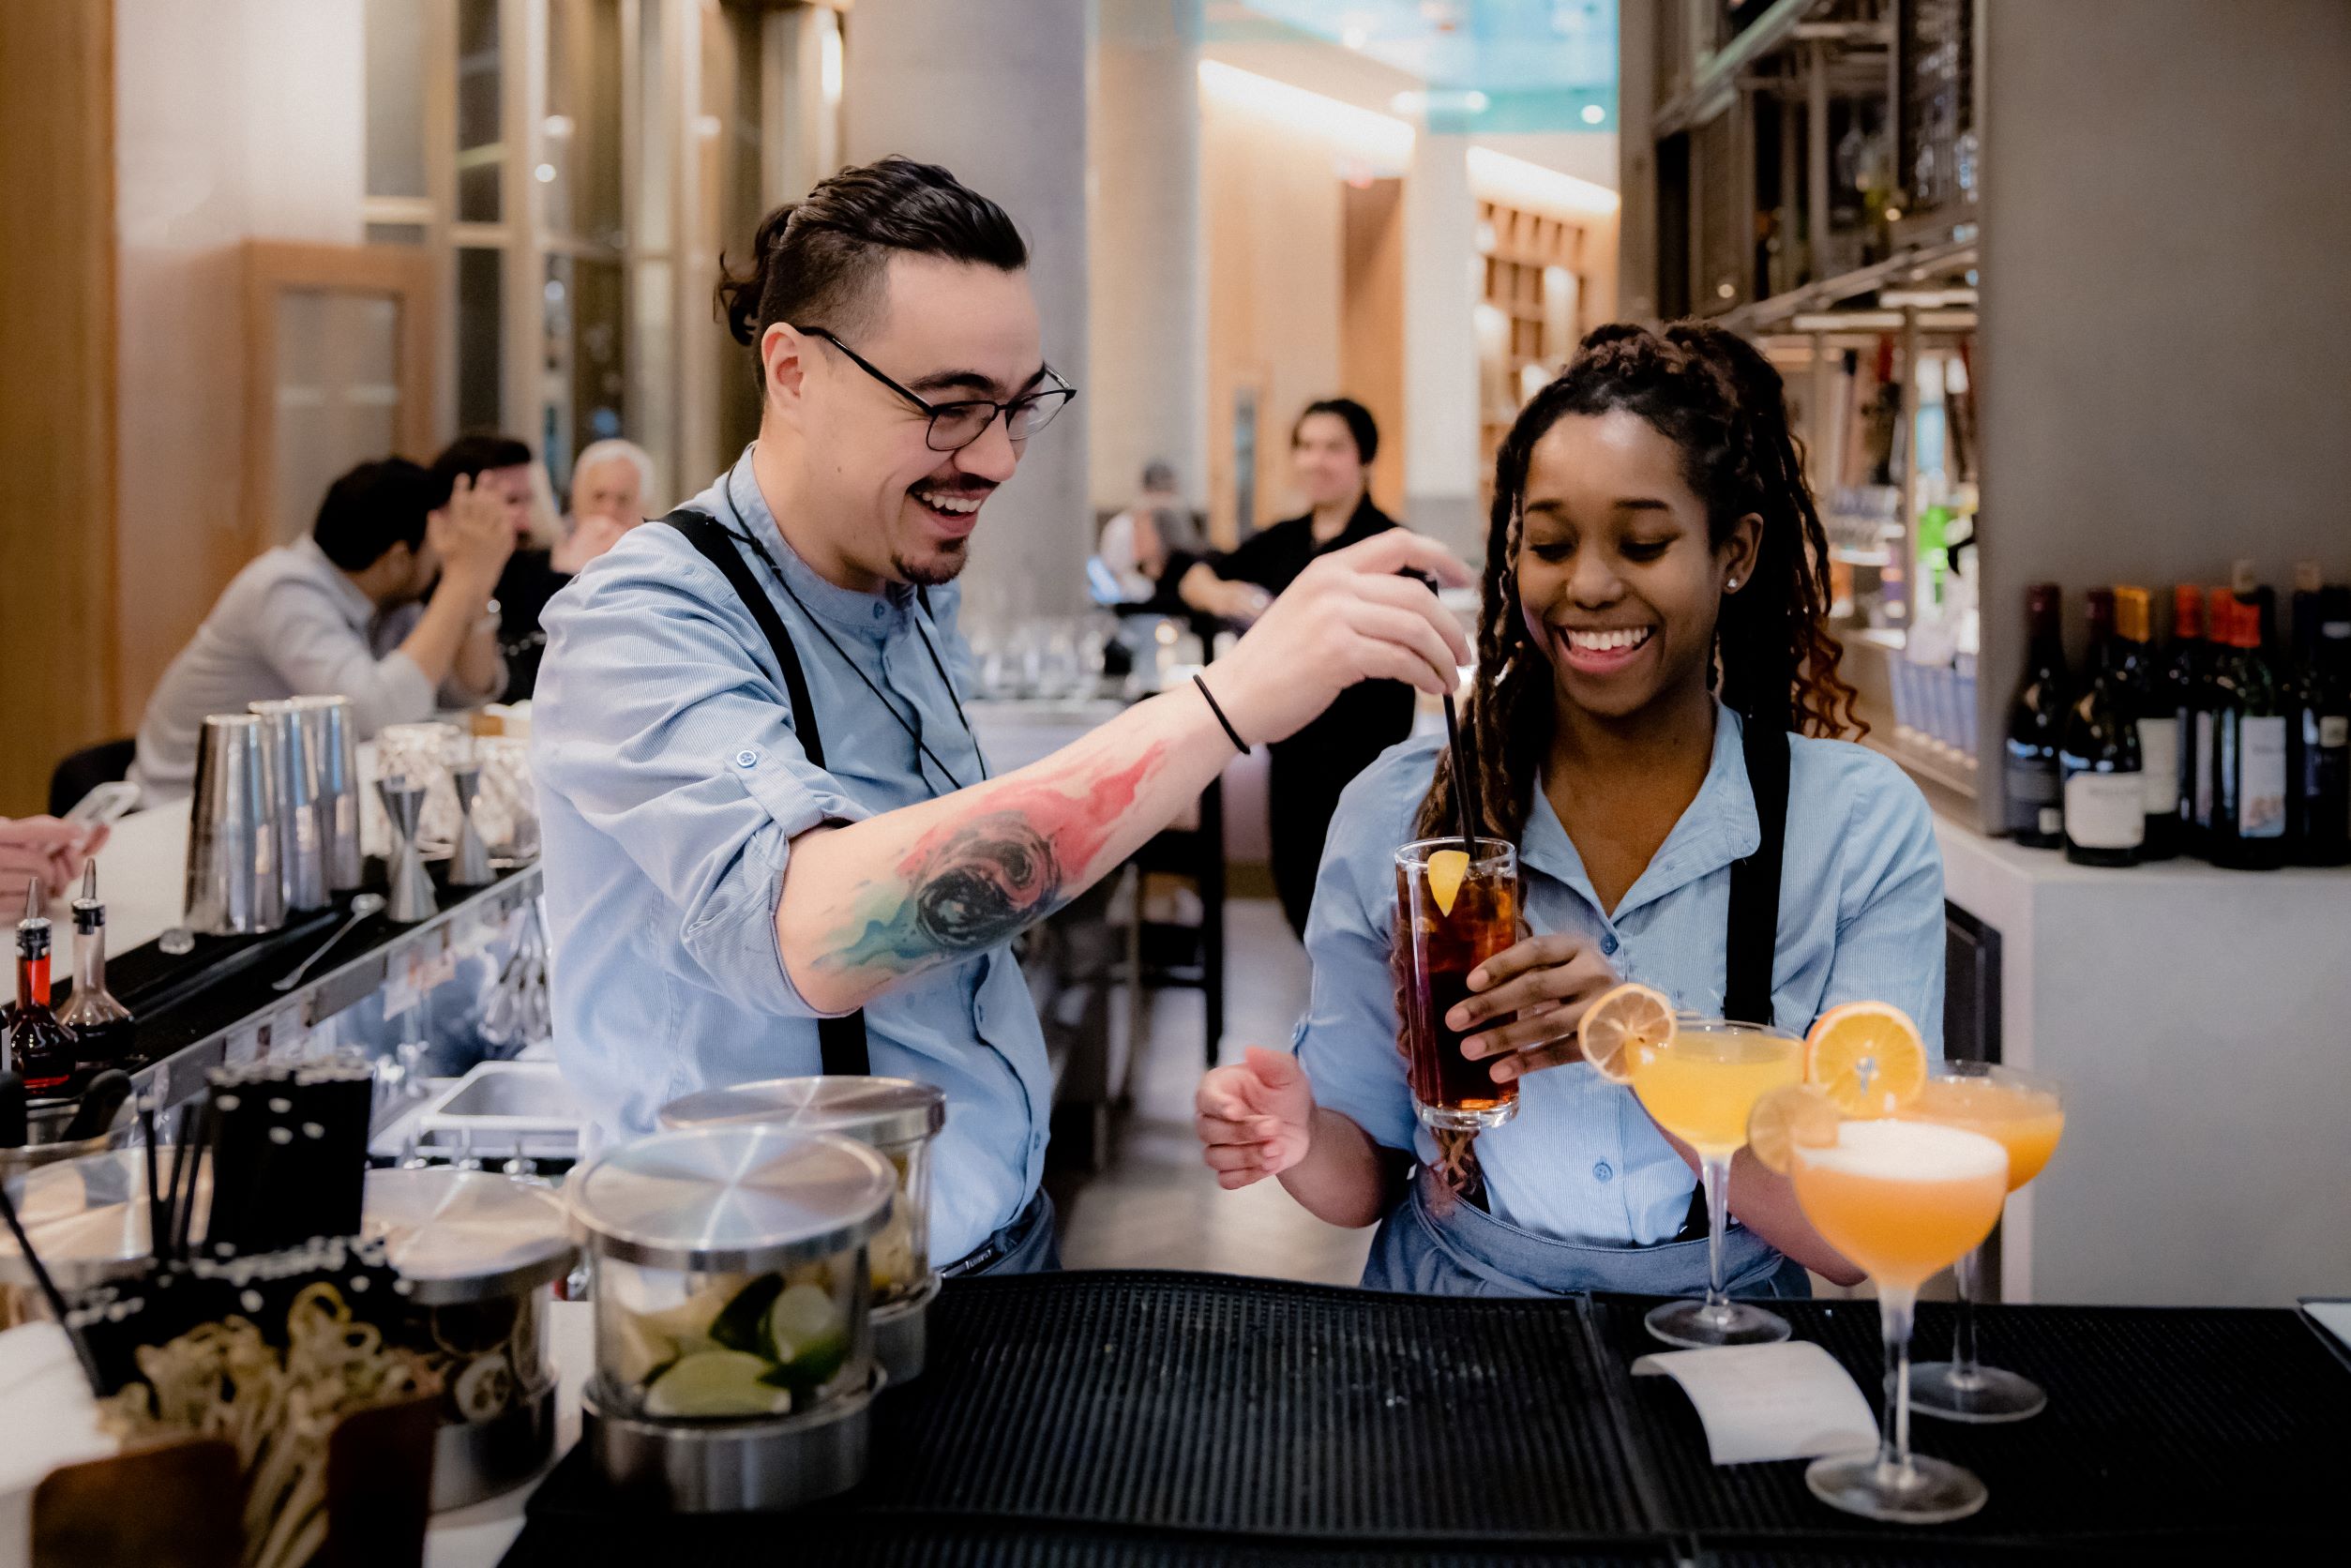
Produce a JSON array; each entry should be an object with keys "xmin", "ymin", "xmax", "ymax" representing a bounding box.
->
[{"xmin": 1193, "ymin": 673, "xmax": 1249, "ymax": 755}]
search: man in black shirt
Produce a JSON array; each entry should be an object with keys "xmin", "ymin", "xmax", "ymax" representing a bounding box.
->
[{"xmin": 1178, "ymin": 399, "xmax": 1420, "ymax": 937}]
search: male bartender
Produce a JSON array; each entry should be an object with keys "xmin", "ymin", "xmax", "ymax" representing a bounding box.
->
[{"xmin": 533, "ymin": 158, "xmax": 1469, "ymax": 1275}]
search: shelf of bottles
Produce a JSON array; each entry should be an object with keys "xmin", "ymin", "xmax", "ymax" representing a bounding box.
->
[{"xmin": 2001, "ymin": 568, "xmax": 2350, "ymax": 870}]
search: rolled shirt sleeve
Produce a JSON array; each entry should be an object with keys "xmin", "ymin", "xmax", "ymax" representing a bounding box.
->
[
  {"xmin": 1291, "ymin": 741, "xmax": 1434, "ymax": 1154},
  {"xmin": 1819, "ymin": 748, "xmax": 1948, "ymax": 1053},
  {"xmin": 532, "ymin": 550, "xmax": 866, "ymax": 1020}
]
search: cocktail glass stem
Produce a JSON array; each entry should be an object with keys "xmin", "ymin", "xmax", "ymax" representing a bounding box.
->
[
  {"xmin": 1699, "ymin": 1153, "xmax": 1731, "ymax": 1323},
  {"xmin": 1875, "ymin": 1288, "xmax": 1919, "ymax": 1491},
  {"xmin": 1948, "ymin": 1245, "xmax": 1984, "ymax": 1385}
]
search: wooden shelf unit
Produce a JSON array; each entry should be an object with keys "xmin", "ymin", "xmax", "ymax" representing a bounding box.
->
[{"xmin": 1476, "ymin": 198, "xmax": 1591, "ymax": 490}]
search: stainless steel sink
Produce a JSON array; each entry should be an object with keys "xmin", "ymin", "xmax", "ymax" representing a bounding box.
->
[{"xmin": 433, "ymin": 1062, "xmax": 586, "ymax": 1123}]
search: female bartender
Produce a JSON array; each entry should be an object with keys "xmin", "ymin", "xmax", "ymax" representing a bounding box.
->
[
  {"xmin": 1196, "ymin": 324, "xmax": 1943, "ymax": 1296},
  {"xmin": 1177, "ymin": 400, "xmax": 1418, "ymax": 938}
]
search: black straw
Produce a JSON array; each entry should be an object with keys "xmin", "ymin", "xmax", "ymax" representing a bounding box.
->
[
  {"xmin": 140, "ymin": 1101, "xmax": 164, "ymax": 1266},
  {"xmin": 0, "ymin": 1179, "xmax": 104, "ymax": 1395},
  {"xmin": 1441, "ymin": 691, "xmax": 1478, "ymax": 853}
]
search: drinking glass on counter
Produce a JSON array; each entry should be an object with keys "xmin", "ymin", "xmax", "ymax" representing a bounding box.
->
[
  {"xmin": 1393, "ymin": 838, "xmax": 1521, "ymax": 1131},
  {"xmin": 1757, "ymin": 1090, "xmax": 2009, "ymax": 1524},
  {"xmin": 1902, "ymin": 1061, "xmax": 2066, "ymax": 1422}
]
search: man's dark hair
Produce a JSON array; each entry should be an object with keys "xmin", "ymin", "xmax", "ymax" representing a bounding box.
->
[
  {"xmin": 716, "ymin": 156, "xmax": 1027, "ymax": 392},
  {"xmin": 312, "ymin": 459, "xmax": 438, "ymax": 572},
  {"xmin": 1294, "ymin": 397, "xmax": 1379, "ymax": 465},
  {"xmin": 428, "ymin": 432, "xmax": 535, "ymax": 506}
]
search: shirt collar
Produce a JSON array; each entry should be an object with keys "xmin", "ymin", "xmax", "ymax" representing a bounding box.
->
[
  {"xmin": 1518, "ymin": 701, "xmax": 1760, "ymax": 924},
  {"xmin": 721, "ymin": 449, "xmax": 908, "ymax": 641},
  {"xmin": 294, "ymin": 535, "xmax": 380, "ymax": 629}
]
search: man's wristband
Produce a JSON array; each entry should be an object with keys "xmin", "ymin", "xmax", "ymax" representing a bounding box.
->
[{"xmin": 1193, "ymin": 673, "xmax": 1249, "ymax": 755}]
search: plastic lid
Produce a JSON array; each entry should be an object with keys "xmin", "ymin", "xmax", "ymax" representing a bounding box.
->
[
  {"xmin": 363, "ymin": 1168, "xmax": 577, "ymax": 1304},
  {"xmin": 566, "ymin": 1126, "xmax": 894, "ymax": 1273},
  {"xmin": 656, "ymin": 1076, "xmax": 947, "ymax": 1148}
]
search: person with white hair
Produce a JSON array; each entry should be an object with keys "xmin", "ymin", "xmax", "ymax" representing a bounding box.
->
[
  {"xmin": 555, "ymin": 439, "xmax": 658, "ymax": 573},
  {"xmin": 491, "ymin": 438, "xmax": 660, "ymax": 700}
]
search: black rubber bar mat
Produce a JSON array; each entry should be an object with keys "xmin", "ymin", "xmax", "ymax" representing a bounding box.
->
[
  {"xmin": 501, "ymin": 1501, "xmax": 1675, "ymax": 1568},
  {"xmin": 515, "ymin": 1270, "xmax": 1650, "ymax": 1553},
  {"xmin": 1587, "ymin": 1292, "xmax": 2348, "ymax": 1550}
]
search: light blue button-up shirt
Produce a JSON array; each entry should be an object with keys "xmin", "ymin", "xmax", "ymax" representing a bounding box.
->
[
  {"xmin": 1295, "ymin": 705, "xmax": 1945, "ymax": 1248},
  {"xmin": 532, "ymin": 454, "xmax": 1051, "ymax": 1264}
]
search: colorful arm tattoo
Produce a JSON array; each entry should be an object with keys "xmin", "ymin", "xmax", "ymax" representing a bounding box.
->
[{"xmin": 814, "ymin": 743, "xmax": 1167, "ymax": 980}]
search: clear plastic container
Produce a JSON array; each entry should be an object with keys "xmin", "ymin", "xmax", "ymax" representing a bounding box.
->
[
  {"xmin": 656, "ymin": 1078, "xmax": 946, "ymax": 1306},
  {"xmin": 568, "ymin": 1126, "xmax": 895, "ymax": 1424}
]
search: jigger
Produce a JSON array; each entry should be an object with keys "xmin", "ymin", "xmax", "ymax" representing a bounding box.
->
[
  {"xmin": 446, "ymin": 764, "xmax": 493, "ymax": 887},
  {"xmin": 377, "ymin": 776, "xmax": 438, "ymax": 924}
]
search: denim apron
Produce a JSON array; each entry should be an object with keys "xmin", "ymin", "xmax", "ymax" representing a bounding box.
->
[{"xmin": 1361, "ymin": 713, "xmax": 1811, "ymax": 1302}]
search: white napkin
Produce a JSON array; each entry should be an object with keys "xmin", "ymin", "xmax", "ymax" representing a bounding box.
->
[
  {"xmin": 0, "ymin": 1321, "xmax": 119, "ymax": 1568},
  {"xmin": 1633, "ymin": 1340, "xmax": 1877, "ymax": 1466}
]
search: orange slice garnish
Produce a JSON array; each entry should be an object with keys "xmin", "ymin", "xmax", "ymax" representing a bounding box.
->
[
  {"xmin": 1578, "ymin": 982, "xmax": 1676, "ymax": 1084},
  {"xmin": 1805, "ymin": 1002, "xmax": 1928, "ymax": 1117},
  {"xmin": 1747, "ymin": 1082, "xmax": 1841, "ymax": 1175},
  {"xmin": 1425, "ymin": 849, "xmax": 1470, "ymax": 916}
]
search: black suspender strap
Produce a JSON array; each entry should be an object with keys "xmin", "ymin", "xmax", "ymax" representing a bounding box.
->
[
  {"xmin": 664, "ymin": 506, "xmax": 871, "ymax": 1078},
  {"xmin": 1674, "ymin": 709, "xmax": 1792, "ymax": 1242},
  {"xmin": 1723, "ymin": 711, "xmax": 1792, "ymax": 1028}
]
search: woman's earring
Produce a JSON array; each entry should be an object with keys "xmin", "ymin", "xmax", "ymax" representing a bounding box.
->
[{"xmin": 1726, "ymin": 576, "xmax": 1740, "ymax": 592}]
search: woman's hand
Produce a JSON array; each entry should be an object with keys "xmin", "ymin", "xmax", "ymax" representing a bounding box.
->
[
  {"xmin": 1195, "ymin": 1046, "xmax": 1317, "ymax": 1189},
  {"xmin": 1446, "ymin": 934, "xmax": 1620, "ymax": 1083}
]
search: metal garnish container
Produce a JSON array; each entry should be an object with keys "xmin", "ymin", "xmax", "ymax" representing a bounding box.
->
[
  {"xmin": 363, "ymin": 1168, "xmax": 577, "ymax": 1510},
  {"xmin": 658, "ymin": 1077, "xmax": 946, "ymax": 1384},
  {"xmin": 566, "ymin": 1126, "xmax": 896, "ymax": 1513}
]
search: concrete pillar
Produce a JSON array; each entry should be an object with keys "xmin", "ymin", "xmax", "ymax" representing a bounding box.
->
[
  {"xmin": 1401, "ymin": 128, "xmax": 1484, "ymax": 561},
  {"xmin": 844, "ymin": 0, "xmax": 1092, "ymax": 623},
  {"xmin": 1091, "ymin": 0, "xmax": 1206, "ymax": 517}
]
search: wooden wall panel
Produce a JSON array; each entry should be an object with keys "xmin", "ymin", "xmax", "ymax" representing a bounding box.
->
[
  {"xmin": 1340, "ymin": 177, "xmax": 1406, "ymax": 516},
  {"xmin": 0, "ymin": 1, "xmax": 118, "ymax": 815}
]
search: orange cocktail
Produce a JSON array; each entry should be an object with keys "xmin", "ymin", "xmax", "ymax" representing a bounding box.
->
[
  {"xmin": 1902, "ymin": 1074, "xmax": 2065, "ymax": 1191},
  {"xmin": 1789, "ymin": 1119, "xmax": 2009, "ymax": 1291}
]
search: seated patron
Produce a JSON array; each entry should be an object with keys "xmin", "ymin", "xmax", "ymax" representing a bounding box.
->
[{"xmin": 128, "ymin": 459, "xmax": 512, "ymax": 802}]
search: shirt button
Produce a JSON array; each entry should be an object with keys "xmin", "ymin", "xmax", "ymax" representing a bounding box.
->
[
  {"xmin": 1593, "ymin": 1161, "xmax": 1614, "ymax": 1182},
  {"xmin": 734, "ymin": 748, "xmax": 759, "ymax": 768},
  {"xmin": 1600, "ymin": 933, "xmax": 1620, "ymax": 956},
  {"xmin": 873, "ymin": 603, "xmax": 886, "ymax": 620}
]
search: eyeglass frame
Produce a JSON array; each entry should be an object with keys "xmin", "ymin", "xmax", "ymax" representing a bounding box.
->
[{"xmin": 793, "ymin": 324, "xmax": 1077, "ymax": 453}]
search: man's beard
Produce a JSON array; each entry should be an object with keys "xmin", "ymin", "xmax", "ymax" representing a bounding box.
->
[{"xmin": 893, "ymin": 535, "xmax": 970, "ymax": 589}]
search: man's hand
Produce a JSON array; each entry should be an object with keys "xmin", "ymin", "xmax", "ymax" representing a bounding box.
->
[
  {"xmin": 0, "ymin": 817, "xmax": 108, "ymax": 919},
  {"xmin": 1450, "ymin": 933, "xmax": 1620, "ymax": 1083},
  {"xmin": 1204, "ymin": 531, "xmax": 1472, "ymax": 746},
  {"xmin": 430, "ymin": 474, "xmax": 518, "ymax": 592},
  {"xmin": 1195, "ymin": 1047, "xmax": 1318, "ymax": 1190}
]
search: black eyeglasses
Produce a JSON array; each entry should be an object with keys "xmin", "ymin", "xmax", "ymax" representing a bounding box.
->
[{"xmin": 796, "ymin": 325, "xmax": 1077, "ymax": 452}]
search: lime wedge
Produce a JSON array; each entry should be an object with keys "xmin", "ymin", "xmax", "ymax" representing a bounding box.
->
[
  {"xmin": 642, "ymin": 1349, "xmax": 794, "ymax": 1419},
  {"xmin": 765, "ymin": 1282, "xmax": 846, "ymax": 1363},
  {"xmin": 1426, "ymin": 849, "xmax": 1470, "ymax": 916}
]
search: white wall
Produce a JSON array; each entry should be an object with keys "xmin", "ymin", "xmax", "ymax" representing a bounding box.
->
[
  {"xmin": 845, "ymin": 0, "xmax": 1093, "ymax": 624},
  {"xmin": 1400, "ymin": 130, "xmax": 1481, "ymax": 559},
  {"xmin": 113, "ymin": 0, "xmax": 368, "ymax": 723},
  {"xmin": 1092, "ymin": 0, "xmax": 1207, "ymax": 514}
]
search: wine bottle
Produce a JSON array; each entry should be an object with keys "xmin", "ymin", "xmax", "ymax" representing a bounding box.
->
[
  {"xmin": 4, "ymin": 881, "xmax": 79, "ymax": 1095},
  {"xmin": 55, "ymin": 865, "xmax": 135, "ymax": 1068},
  {"xmin": 2289, "ymin": 581, "xmax": 2351, "ymax": 867},
  {"xmin": 2003, "ymin": 583, "xmax": 2068, "ymax": 848},
  {"xmin": 2181, "ymin": 582, "xmax": 2219, "ymax": 851},
  {"xmin": 2114, "ymin": 586, "xmax": 2178, "ymax": 859},
  {"xmin": 2207, "ymin": 593, "xmax": 2289, "ymax": 870},
  {"xmin": 2162, "ymin": 586, "xmax": 2206, "ymax": 856},
  {"xmin": 2059, "ymin": 588, "xmax": 2145, "ymax": 867}
]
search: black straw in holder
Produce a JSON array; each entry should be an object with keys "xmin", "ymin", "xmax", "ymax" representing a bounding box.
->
[
  {"xmin": 1442, "ymin": 690, "xmax": 1478, "ymax": 853},
  {"xmin": 140, "ymin": 1101, "xmax": 164, "ymax": 1265},
  {"xmin": 0, "ymin": 1178, "xmax": 104, "ymax": 1395}
]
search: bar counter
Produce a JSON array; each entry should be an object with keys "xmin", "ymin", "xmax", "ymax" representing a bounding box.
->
[{"xmin": 459, "ymin": 1269, "xmax": 2343, "ymax": 1566}]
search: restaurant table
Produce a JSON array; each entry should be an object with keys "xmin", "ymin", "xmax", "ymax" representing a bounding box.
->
[{"xmin": 494, "ymin": 1270, "xmax": 2345, "ymax": 1565}]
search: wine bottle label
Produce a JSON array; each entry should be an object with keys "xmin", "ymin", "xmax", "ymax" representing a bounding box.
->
[
  {"xmin": 2064, "ymin": 771, "xmax": 2147, "ymax": 850},
  {"xmin": 2238, "ymin": 716, "xmax": 2288, "ymax": 837},
  {"xmin": 2136, "ymin": 716, "xmax": 2180, "ymax": 814},
  {"xmin": 2323, "ymin": 716, "xmax": 2350, "ymax": 748},
  {"xmin": 2193, "ymin": 711, "xmax": 2215, "ymax": 827},
  {"xmin": 2003, "ymin": 756, "xmax": 2058, "ymax": 836}
]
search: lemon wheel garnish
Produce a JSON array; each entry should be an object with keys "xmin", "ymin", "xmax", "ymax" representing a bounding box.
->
[
  {"xmin": 1425, "ymin": 848, "xmax": 1470, "ymax": 916},
  {"xmin": 1804, "ymin": 1002, "xmax": 1928, "ymax": 1117},
  {"xmin": 1578, "ymin": 982, "xmax": 1676, "ymax": 1084},
  {"xmin": 1747, "ymin": 1082, "xmax": 1841, "ymax": 1175}
]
